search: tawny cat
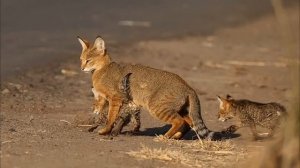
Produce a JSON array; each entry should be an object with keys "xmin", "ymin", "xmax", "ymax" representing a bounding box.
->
[
  {"xmin": 78, "ymin": 36, "xmax": 219, "ymax": 139},
  {"xmin": 217, "ymin": 95, "xmax": 287, "ymax": 140}
]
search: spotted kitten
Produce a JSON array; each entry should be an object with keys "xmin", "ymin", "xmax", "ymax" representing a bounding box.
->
[
  {"xmin": 90, "ymin": 73, "xmax": 141, "ymax": 135},
  {"xmin": 217, "ymin": 95, "xmax": 287, "ymax": 140},
  {"xmin": 110, "ymin": 73, "xmax": 140, "ymax": 135}
]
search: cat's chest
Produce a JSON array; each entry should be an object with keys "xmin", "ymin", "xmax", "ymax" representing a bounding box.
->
[{"xmin": 92, "ymin": 87, "xmax": 107, "ymax": 100}]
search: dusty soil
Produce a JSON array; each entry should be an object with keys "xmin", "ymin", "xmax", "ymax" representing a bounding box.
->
[{"xmin": 1, "ymin": 8, "xmax": 298, "ymax": 168}]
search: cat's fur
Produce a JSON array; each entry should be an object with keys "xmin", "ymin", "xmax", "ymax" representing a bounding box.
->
[{"xmin": 217, "ymin": 94, "xmax": 287, "ymax": 140}]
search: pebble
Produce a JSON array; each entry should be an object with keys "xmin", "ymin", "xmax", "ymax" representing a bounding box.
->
[{"xmin": 1, "ymin": 88, "xmax": 10, "ymax": 94}]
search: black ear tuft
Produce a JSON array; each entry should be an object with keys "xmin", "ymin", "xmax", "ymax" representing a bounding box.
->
[
  {"xmin": 96, "ymin": 35, "xmax": 103, "ymax": 39},
  {"xmin": 226, "ymin": 94, "xmax": 233, "ymax": 100}
]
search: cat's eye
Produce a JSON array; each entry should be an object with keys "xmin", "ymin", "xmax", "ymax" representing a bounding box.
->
[{"xmin": 86, "ymin": 59, "xmax": 91, "ymax": 63}]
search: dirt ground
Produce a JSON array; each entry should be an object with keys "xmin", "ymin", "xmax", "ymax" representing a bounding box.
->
[{"xmin": 1, "ymin": 8, "xmax": 298, "ymax": 168}]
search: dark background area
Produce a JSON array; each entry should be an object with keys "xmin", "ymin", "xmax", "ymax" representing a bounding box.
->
[{"xmin": 1, "ymin": 0, "xmax": 295, "ymax": 79}]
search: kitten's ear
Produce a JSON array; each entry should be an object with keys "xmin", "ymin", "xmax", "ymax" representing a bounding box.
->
[
  {"xmin": 77, "ymin": 36, "xmax": 89, "ymax": 51},
  {"xmin": 217, "ymin": 96, "xmax": 224, "ymax": 107},
  {"xmin": 93, "ymin": 36, "xmax": 105, "ymax": 54},
  {"xmin": 226, "ymin": 94, "xmax": 233, "ymax": 100}
]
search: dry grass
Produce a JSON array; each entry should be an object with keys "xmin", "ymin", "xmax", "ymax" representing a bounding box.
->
[
  {"xmin": 126, "ymin": 144, "xmax": 203, "ymax": 167},
  {"xmin": 153, "ymin": 135, "xmax": 235, "ymax": 152},
  {"xmin": 126, "ymin": 136, "xmax": 247, "ymax": 168},
  {"xmin": 154, "ymin": 135, "xmax": 238, "ymax": 156}
]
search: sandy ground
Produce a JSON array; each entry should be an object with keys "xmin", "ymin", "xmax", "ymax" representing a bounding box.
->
[{"xmin": 1, "ymin": 7, "xmax": 298, "ymax": 168}]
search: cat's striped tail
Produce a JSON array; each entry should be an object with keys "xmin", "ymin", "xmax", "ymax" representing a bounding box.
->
[{"xmin": 188, "ymin": 92, "xmax": 221, "ymax": 140}]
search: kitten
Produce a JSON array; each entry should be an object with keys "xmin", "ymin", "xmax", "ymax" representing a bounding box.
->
[{"xmin": 217, "ymin": 95, "xmax": 287, "ymax": 140}]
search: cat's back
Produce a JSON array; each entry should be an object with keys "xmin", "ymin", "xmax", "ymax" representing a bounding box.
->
[
  {"xmin": 122, "ymin": 63, "xmax": 195, "ymax": 107},
  {"xmin": 125, "ymin": 64, "xmax": 191, "ymax": 89},
  {"xmin": 234, "ymin": 99, "xmax": 286, "ymax": 120}
]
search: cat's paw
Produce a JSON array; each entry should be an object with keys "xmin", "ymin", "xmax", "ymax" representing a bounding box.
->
[
  {"xmin": 110, "ymin": 128, "xmax": 121, "ymax": 137},
  {"xmin": 220, "ymin": 125, "xmax": 239, "ymax": 135},
  {"xmin": 98, "ymin": 127, "xmax": 111, "ymax": 135}
]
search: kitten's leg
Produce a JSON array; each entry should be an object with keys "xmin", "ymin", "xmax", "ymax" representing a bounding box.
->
[
  {"xmin": 88, "ymin": 98, "xmax": 108, "ymax": 132},
  {"xmin": 260, "ymin": 119, "xmax": 279, "ymax": 138},
  {"xmin": 98, "ymin": 96, "xmax": 123, "ymax": 135},
  {"xmin": 93, "ymin": 97, "xmax": 107, "ymax": 114},
  {"xmin": 131, "ymin": 110, "xmax": 141, "ymax": 132},
  {"xmin": 92, "ymin": 87, "xmax": 107, "ymax": 114},
  {"xmin": 266, "ymin": 123, "xmax": 279, "ymax": 137},
  {"xmin": 111, "ymin": 111, "xmax": 131, "ymax": 136},
  {"xmin": 257, "ymin": 127, "xmax": 275, "ymax": 138},
  {"xmin": 249, "ymin": 122, "xmax": 265, "ymax": 140},
  {"xmin": 222, "ymin": 125, "xmax": 240, "ymax": 134},
  {"xmin": 221, "ymin": 121, "xmax": 243, "ymax": 134}
]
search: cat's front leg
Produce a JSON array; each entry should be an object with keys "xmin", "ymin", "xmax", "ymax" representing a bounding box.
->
[
  {"xmin": 222, "ymin": 122, "xmax": 243, "ymax": 134},
  {"xmin": 98, "ymin": 96, "xmax": 123, "ymax": 135}
]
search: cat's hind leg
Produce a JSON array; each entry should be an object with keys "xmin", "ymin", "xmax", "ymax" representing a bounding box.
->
[
  {"xmin": 249, "ymin": 122, "xmax": 268, "ymax": 140},
  {"xmin": 171, "ymin": 122, "xmax": 191, "ymax": 139},
  {"xmin": 157, "ymin": 110, "xmax": 186, "ymax": 139}
]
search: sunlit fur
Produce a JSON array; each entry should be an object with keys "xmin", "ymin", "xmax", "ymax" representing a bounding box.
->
[{"xmin": 217, "ymin": 96, "xmax": 235, "ymax": 122}]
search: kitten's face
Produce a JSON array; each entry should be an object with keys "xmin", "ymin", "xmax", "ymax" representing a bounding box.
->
[{"xmin": 217, "ymin": 96, "xmax": 235, "ymax": 122}]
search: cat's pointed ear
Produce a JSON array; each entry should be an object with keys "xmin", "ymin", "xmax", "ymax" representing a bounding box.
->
[
  {"xmin": 217, "ymin": 95, "xmax": 224, "ymax": 107},
  {"xmin": 226, "ymin": 94, "xmax": 233, "ymax": 100},
  {"xmin": 93, "ymin": 36, "xmax": 105, "ymax": 54},
  {"xmin": 77, "ymin": 36, "xmax": 89, "ymax": 51}
]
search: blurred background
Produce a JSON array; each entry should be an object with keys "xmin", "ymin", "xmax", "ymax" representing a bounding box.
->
[{"xmin": 1, "ymin": 0, "xmax": 296, "ymax": 79}]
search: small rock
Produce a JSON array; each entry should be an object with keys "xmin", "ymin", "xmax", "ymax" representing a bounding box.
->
[
  {"xmin": 61, "ymin": 69, "xmax": 78, "ymax": 76},
  {"xmin": 191, "ymin": 66, "xmax": 198, "ymax": 71},
  {"xmin": 29, "ymin": 115, "xmax": 34, "ymax": 123},
  {"xmin": 8, "ymin": 82, "xmax": 22, "ymax": 91},
  {"xmin": 9, "ymin": 128, "xmax": 16, "ymax": 132},
  {"xmin": 25, "ymin": 95, "xmax": 34, "ymax": 101},
  {"xmin": 54, "ymin": 75, "xmax": 66, "ymax": 80},
  {"xmin": 1, "ymin": 88, "xmax": 10, "ymax": 94},
  {"xmin": 202, "ymin": 41, "xmax": 214, "ymax": 48},
  {"xmin": 258, "ymin": 85, "xmax": 268, "ymax": 89}
]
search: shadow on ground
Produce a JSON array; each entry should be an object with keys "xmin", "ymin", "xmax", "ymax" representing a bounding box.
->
[{"xmin": 130, "ymin": 125, "xmax": 241, "ymax": 140}]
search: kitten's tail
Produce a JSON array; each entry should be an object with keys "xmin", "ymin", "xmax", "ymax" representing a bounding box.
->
[
  {"xmin": 188, "ymin": 92, "xmax": 220, "ymax": 140},
  {"xmin": 120, "ymin": 73, "xmax": 132, "ymax": 99},
  {"xmin": 278, "ymin": 104, "xmax": 288, "ymax": 118}
]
